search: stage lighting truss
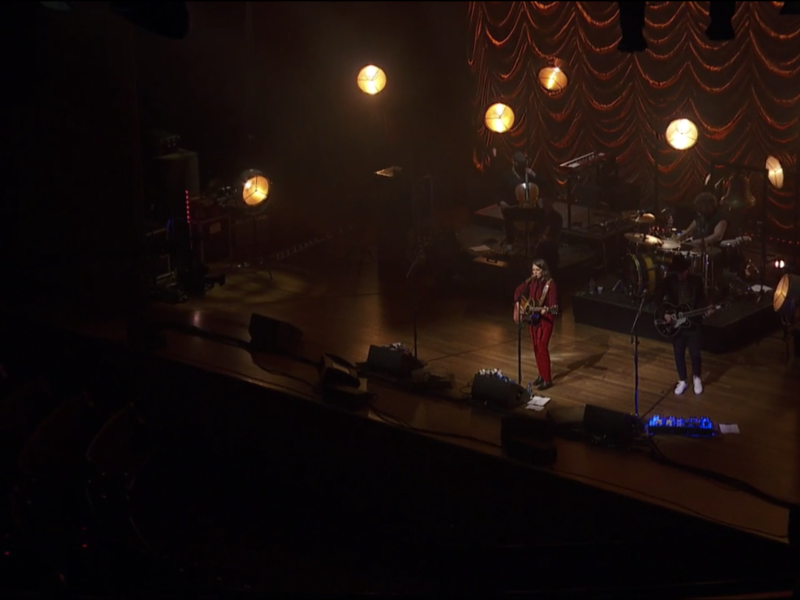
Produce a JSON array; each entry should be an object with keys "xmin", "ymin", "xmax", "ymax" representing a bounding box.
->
[
  {"xmin": 617, "ymin": 1, "xmax": 647, "ymax": 53},
  {"xmin": 706, "ymin": 1, "xmax": 736, "ymax": 41}
]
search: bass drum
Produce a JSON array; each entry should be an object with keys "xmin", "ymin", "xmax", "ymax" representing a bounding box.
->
[{"xmin": 622, "ymin": 253, "xmax": 665, "ymax": 297}]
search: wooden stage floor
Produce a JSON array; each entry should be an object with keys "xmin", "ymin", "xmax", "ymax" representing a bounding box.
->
[
  {"xmin": 164, "ymin": 235, "xmax": 800, "ymax": 545},
  {"xmin": 13, "ymin": 233, "xmax": 799, "ymax": 550}
]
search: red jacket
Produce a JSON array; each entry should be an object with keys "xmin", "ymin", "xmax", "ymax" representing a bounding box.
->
[{"xmin": 514, "ymin": 278, "xmax": 559, "ymax": 325}]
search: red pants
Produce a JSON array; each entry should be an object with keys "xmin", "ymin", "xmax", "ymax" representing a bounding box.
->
[{"xmin": 529, "ymin": 321, "xmax": 554, "ymax": 382}]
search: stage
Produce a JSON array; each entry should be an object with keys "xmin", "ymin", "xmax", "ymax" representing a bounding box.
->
[
  {"xmin": 2, "ymin": 233, "xmax": 799, "ymax": 595},
  {"xmin": 573, "ymin": 285, "xmax": 782, "ymax": 353}
]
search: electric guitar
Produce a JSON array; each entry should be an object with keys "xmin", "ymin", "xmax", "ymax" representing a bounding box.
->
[
  {"xmin": 513, "ymin": 296, "xmax": 559, "ymax": 325},
  {"xmin": 719, "ymin": 235, "xmax": 752, "ymax": 249},
  {"xmin": 654, "ymin": 303, "xmax": 723, "ymax": 337}
]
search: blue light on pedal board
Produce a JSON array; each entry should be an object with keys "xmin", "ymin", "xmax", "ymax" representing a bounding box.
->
[{"xmin": 647, "ymin": 415, "xmax": 715, "ymax": 437}]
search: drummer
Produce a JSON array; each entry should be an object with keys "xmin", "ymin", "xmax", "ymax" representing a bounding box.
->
[{"xmin": 673, "ymin": 192, "xmax": 729, "ymax": 252}]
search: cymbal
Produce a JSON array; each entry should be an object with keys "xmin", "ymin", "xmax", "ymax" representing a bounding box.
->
[
  {"xmin": 635, "ymin": 213, "xmax": 656, "ymax": 224},
  {"xmin": 624, "ymin": 233, "xmax": 661, "ymax": 246},
  {"xmin": 660, "ymin": 239, "xmax": 680, "ymax": 250}
]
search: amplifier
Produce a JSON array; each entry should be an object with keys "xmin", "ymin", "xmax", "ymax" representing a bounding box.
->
[
  {"xmin": 193, "ymin": 215, "xmax": 231, "ymax": 264},
  {"xmin": 471, "ymin": 374, "xmax": 527, "ymax": 409}
]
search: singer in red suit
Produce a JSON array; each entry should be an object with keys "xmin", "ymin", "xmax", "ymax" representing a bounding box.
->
[{"xmin": 513, "ymin": 258, "xmax": 559, "ymax": 391}]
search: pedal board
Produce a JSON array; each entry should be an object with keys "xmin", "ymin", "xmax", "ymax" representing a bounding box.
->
[{"xmin": 646, "ymin": 415, "xmax": 717, "ymax": 437}]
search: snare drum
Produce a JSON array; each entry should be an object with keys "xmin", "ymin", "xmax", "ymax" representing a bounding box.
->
[{"xmin": 622, "ymin": 252, "xmax": 666, "ymax": 296}]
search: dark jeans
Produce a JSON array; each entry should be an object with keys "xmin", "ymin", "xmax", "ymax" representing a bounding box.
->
[
  {"xmin": 501, "ymin": 205, "xmax": 538, "ymax": 243},
  {"xmin": 672, "ymin": 327, "xmax": 702, "ymax": 381}
]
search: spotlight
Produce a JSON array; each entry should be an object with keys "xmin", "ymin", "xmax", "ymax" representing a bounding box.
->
[
  {"xmin": 774, "ymin": 259, "xmax": 786, "ymax": 270},
  {"xmin": 766, "ymin": 155, "xmax": 784, "ymax": 189},
  {"xmin": 617, "ymin": 2, "xmax": 647, "ymax": 53},
  {"xmin": 706, "ymin": 1, "xmax": 736, "ymax": 41},
  {"xmin": 208, "ymin": 169, "xmax": 272, "ymax": 216},
  {"xmin": 240, "ymin": 169, "xmax": 270, "ymax": 208},
  {"xmin": 484, "ymin": 103, "xmax": 515, "ymax": 134},
  {"xmin": 774, "ymin": 273, "xmax": 800, "ymax": 318},
  {"xmin": 665, "ymin": 119, "xmax": 699, "ymax": 151},
  {"xmin": 780, "ymin": 2, "xmax": 800, "ymax": 16},
  {"xmin": 538, "ymin": 59, "xmax": 568, "ymax": 94},
  {"xmin": 357, "ymin": 65, "xmax": 387, "ymax": 96}
]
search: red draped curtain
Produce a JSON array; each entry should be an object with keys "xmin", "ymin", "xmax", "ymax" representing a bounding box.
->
[{"xmin": 469, "ymin": 1, "xmax": 800, "ymax": 236}]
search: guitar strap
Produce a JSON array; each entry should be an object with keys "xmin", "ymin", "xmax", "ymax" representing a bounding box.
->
[{"xmin": 537, "ymin": 279, "xmax": 551, "ymax": 306}]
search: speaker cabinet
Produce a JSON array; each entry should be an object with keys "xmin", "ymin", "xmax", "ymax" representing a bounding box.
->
[
  {"xmin": 583, "ymin": 404, "xmax": 641, "ymax": 439},
  {"xmin": 471, "ymin": 374, "xmax": 527, "ymax": 409}
]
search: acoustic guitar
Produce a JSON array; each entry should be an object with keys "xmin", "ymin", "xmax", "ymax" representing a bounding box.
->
[
  {"xmin": 514, "ymin": 295, "xmax": 559, "ymax": 325},
  {"xmin": 654, "ymin": 302, "xmax": 724, "ymax": 337}
]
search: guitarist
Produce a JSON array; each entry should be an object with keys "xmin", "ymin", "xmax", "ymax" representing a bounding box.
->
[
  {"xmin": 513, "ymin": 259, "xmax": 559, "ymax": 391},
  {"xmin": 655, "ymin": 254, "xmax": 715, "ymax": 396}
]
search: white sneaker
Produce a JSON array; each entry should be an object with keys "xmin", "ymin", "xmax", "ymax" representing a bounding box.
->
[
  {"xmin": 674, "ymin": 380, "xmax": 688, "ymax": 395},
  {"xmin": 693, "ymin": 376, "xmax": 704, "ymax": 395}
]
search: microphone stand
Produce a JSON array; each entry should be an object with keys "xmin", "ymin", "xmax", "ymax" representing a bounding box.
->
[
  {"xmin": 630, "ymin": 291, "xmax": 647, "ymax": 418},
  {"xmin": 406, "ymin": 245, "xmax": 427, "ymax": 360},
  {"xmin": 515, "ymin": 276, "xmax": 533, "ymax": 383},
  {"xmin": 523, "ymin": 162, "xmax": 532, "ymax": 259},
  {"xmin": 517, "ymin": 303, "xmax": 524, "ymax": 384}
]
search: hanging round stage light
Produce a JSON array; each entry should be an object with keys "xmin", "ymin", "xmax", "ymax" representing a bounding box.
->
[
  {"xmin": 774, "ymin": 273, "xmax": 800, "ymax": 319},
  {"xmin": 766, "ymin": 155, "xmax": 784, "ymax": 190},
  {"xmin": 665, "ymin": 119, "xmax": 699, "ymax": 151},
  {"xmin": 240, "ymin": 169, "xmax": 270, "ymax": 207},
  {"xmin": 538, "ymin": 60, "xmax": 568, "ymax": 94},
  {"xmin": 484, "ymin": 103, "xmax": 515, "ymax": 134},
  {"xmin": 357, "ymin": 65, "xmax": 387, "ymax": 95},
  {"xmin": 239, "ymin": 169, "xmax": 271, "ymax": 214}
]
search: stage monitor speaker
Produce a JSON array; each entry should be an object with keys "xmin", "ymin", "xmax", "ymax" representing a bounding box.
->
[
  {"xmin": 248, "ymin": 314, "xmax": 303, "ymax": 355},
  {"xmin": 583, "ymin": 404, "xmax": 641, "ymax": 439},
  {"xmin": 501, "ymin": 414, "xmax": 557, "ymax": 466},
  {"xmin": 471, "ymin": 374, "xmax": 527, "ymax": 410},
  {"xmin": 366, "ymin": 345, "xmax": 417, "ymax": 378}
]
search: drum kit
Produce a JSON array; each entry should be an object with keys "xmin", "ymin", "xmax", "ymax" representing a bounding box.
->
[{"xmin": 616, "ymin": 211, "xmax": 745, "ymax": 299}]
